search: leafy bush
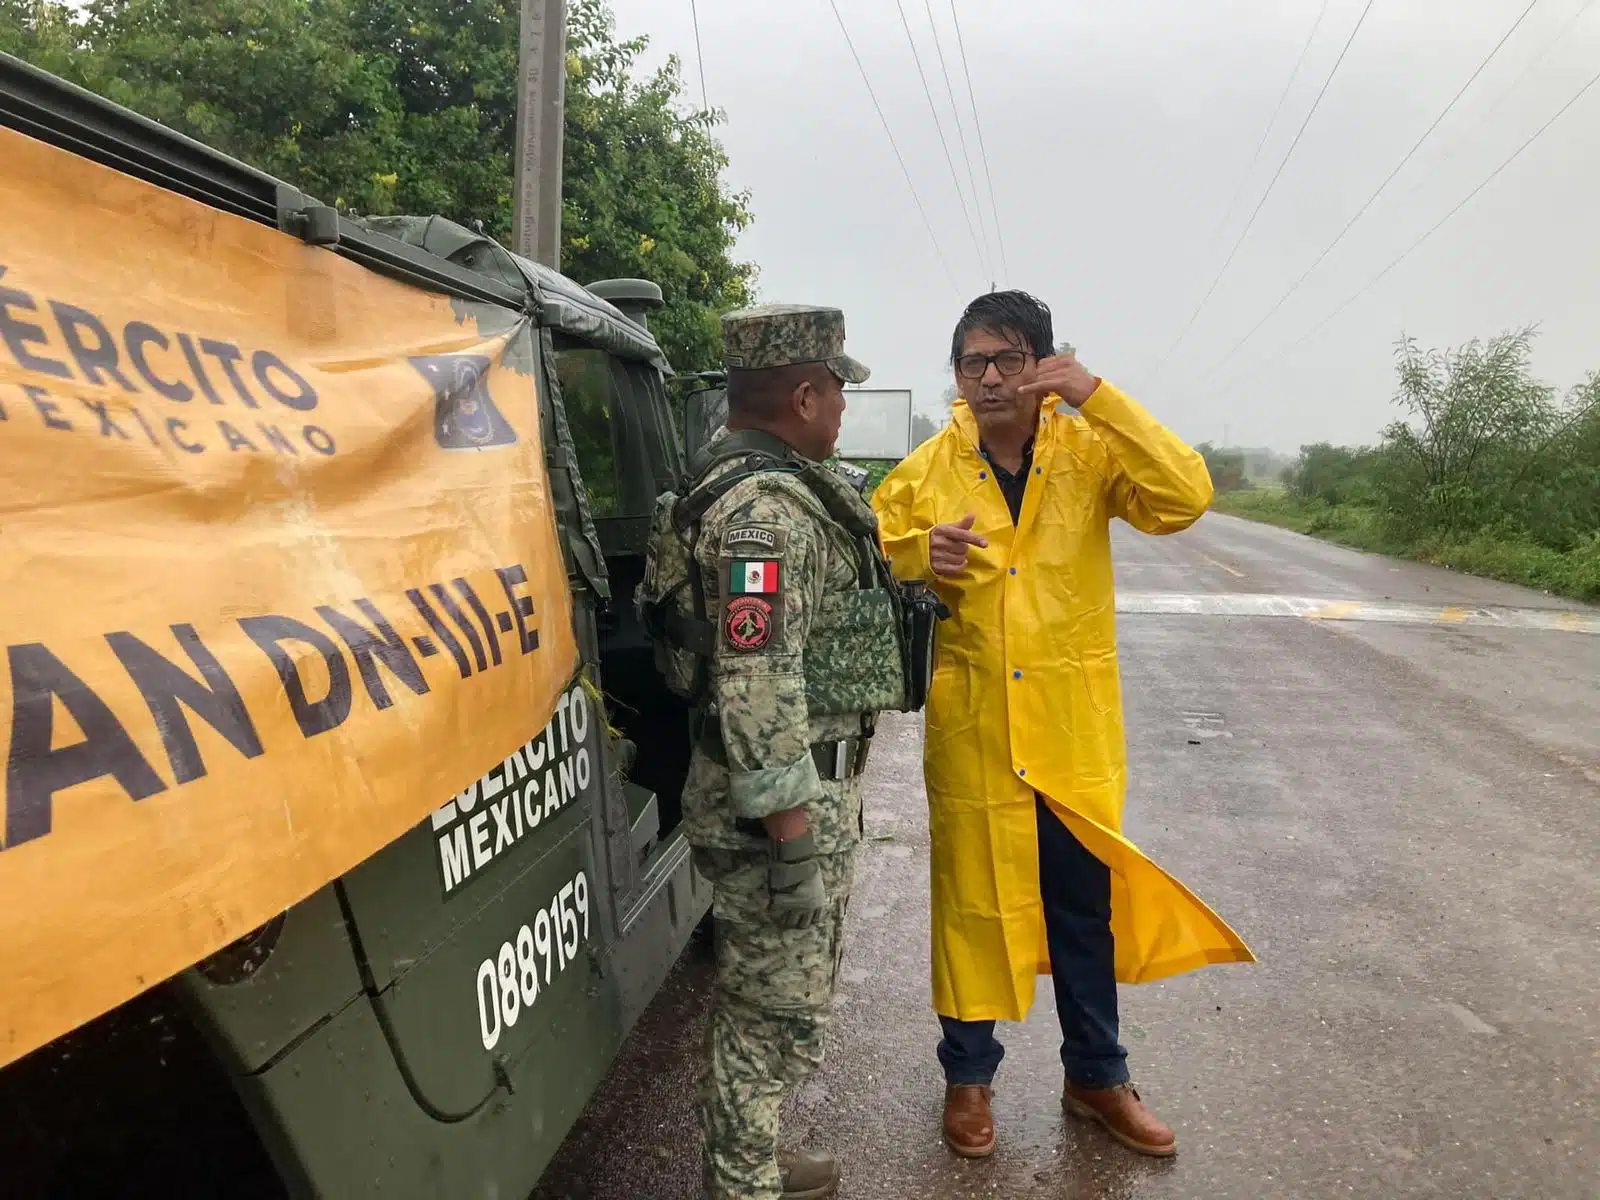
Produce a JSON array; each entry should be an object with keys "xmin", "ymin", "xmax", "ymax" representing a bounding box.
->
[{"xmin": 1217, "ymin": 328, "xmax": 1599, "ymax": 602}]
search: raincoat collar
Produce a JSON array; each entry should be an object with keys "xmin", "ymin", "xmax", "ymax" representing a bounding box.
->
[{"xmin": 951, "ymin": 393, "xmax": 1064, "ymax": 546}]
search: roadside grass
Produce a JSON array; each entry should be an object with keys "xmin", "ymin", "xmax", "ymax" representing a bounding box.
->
[{"xmin": 1212, "ymin": 489, "xmax": 1600, "ymax": 604}]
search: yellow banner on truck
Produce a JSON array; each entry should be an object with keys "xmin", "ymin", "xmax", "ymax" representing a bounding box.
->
[{"xmin": 0, "ymin": 126, "xmax": 578, "ymax": 1067}]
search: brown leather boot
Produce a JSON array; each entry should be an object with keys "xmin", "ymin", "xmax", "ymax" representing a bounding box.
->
[
  {"xmin": 1062, "ymin": 1081, "xmax": 1176, "ymax": 1157},
  {"xmin": 942, "ymin": 1083, "xmax": 996, "ymax": 1158},
  {"xmin": 778, "ymin": 1147, "xmax": 839, "ymax": 1200}
]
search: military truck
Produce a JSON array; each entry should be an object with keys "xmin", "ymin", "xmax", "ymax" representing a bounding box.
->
[{"xmin": 0, "ymin": 53, "xmax": 718, "ymax": 1197}]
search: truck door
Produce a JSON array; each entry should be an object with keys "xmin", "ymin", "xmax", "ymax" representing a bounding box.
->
[{"xmin": 551, "ymin": 339, "xmax": 696, "ymax": 895}]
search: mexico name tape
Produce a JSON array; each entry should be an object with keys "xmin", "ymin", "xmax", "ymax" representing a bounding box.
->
[
  {"xmin": 0, "ymin": 124, "xmax": 579, "ymax": 1068},
  {"xmin": 1113, "ymin": 591, "xmax": 1599, "ymax": 635}
]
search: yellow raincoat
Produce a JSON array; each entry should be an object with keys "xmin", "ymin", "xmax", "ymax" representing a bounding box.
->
[{"xmin": 872, "ymin": 380, "xmax": 1254, "ymax": 1022}]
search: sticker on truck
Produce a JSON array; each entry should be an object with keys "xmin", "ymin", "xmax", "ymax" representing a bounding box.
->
[{"xmin": 428, "ymin": 680, "xmax": 597, "ymax": 899}]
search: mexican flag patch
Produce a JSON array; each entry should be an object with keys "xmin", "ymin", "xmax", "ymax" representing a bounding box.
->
[{"xmin": 729, "ymin": 560, "xmax": 779, "ymax": 594}]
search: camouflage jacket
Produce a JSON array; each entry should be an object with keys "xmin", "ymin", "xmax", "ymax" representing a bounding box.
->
[{"xmin": 679, "ymin": 431, "xmax": 877, "ymax": 855}]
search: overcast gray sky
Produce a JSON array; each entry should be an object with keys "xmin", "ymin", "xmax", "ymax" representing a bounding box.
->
[{"xmin": 608, "ymin": 0, "xmax": 1598, "ymax": 451}]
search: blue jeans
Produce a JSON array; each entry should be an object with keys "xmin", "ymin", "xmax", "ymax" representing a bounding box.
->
[{"xmin": 937, "ymin": 795, "xmax": 1130, "ymax": 1090}]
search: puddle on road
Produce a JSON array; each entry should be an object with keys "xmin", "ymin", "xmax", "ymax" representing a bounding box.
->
[{"xmin": 1180, "ymin": 711, "xmax": 1233, "ymax": 743}]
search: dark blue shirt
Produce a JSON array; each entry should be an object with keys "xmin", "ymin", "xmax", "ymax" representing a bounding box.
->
[{"xmin": 980, "ymin": 437, "xmax": 1035, "ymax": 526}]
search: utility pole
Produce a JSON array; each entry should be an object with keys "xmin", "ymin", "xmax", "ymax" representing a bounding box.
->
[{"xmin": 512, "ymin": 0, "xmax": 567, "ymax": 269}]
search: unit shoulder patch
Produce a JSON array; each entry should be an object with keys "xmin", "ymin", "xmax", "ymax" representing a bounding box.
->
[{"xmin": 723, "ymin": 596, "xmax": 775, "ymax": 652}]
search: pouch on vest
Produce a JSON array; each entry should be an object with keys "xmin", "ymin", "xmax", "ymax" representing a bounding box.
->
[
  {"xmin": 803, "ymin": 587, "xmax": 907, "ymax": 716},
  {"xmin": 636, "ymin": 488, "xmax": 708, "ymax": 700},
  {"xmin": 897, "ymin": 580, "xmax": 948, "ymax": 712}
]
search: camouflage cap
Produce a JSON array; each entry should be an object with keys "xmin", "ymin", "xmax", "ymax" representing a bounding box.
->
[{"xmin": 720, "ymin": 304, "xmax": 871, "ymax": 385}]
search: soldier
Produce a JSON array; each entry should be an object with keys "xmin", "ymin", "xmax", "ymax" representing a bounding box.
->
[{"xmin": 638, "ymin": 305, "xmax": 907, "ymax": 1200}]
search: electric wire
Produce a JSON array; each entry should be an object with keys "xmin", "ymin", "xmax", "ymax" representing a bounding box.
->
[
  {"xmin": 827, "ymin": 0, "xmax": 964, "ymax": 293},
  {"xmin": 895, "ymin": 0, "xmax": 992, "ymax": 279},
  {"xmin": 948, "ymin": 0, "xmax": 1009, "ymax": 284},
  {"xmin": 1192, "ymin": 0, "xmax": 1542, "ymax": 389},
  {"xmin": 1199, "ymin": 58, "xmax": 1600, "ymax": 401},
  {"xmin": 1144, "ymin": 0, "xmax": 1380, "ymax": 386},
  {"xmin": 1388, "ymin": 0, "xmax": 1595, "ymax": 211},
  {"xmin": 689, "ymin": 0, "xmax": 709, "ymax": 111},
  {"xmin": 924, "ymin": 0, "xmax": 994, "ymax": 276},
  {"xmin": 1201, "ymin": 0, "xmax": 1335, "ymax": 259}
]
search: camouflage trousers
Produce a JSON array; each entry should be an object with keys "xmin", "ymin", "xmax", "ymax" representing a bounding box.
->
[{"xmin": 693, "ymin": 845, "xmax": 857, "ymax": 1200}]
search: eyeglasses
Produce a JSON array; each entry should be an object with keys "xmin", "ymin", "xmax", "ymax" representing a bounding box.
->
[{"xmin": 955, "ymin": 350, "xmax": 1033, "ymax": 379}]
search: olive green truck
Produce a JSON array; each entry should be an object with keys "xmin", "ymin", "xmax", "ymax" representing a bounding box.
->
[{"xmin": 0, "ymin": 51, "xmax": 735, "ymax": 1197}]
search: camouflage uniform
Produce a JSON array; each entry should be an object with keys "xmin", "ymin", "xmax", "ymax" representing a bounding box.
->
[{"xmin": 682, "ymin": 306, "xmax": 883, "ymax": 1200}]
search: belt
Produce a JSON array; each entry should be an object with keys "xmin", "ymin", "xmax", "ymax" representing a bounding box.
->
[
  {"xmin": 811, "ymin": 735, "xmax": 872, "ymax": 782},
  {"xmin": 730, "ymin": 736, "xmax": 872, "ymax": 839}
]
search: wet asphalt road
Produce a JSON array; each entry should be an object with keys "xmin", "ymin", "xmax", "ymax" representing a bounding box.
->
[{"xmin": 534, "ymin": 513, "xmax": 1600, "ymax": 1200}]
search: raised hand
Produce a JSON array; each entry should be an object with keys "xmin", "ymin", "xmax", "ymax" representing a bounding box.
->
[{"xmin": 1016, "ymin": 352, "xmax": 1100, "ymax": 407}]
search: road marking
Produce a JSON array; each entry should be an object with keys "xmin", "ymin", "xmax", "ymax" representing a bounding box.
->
[
  {"xmin": 1115, "ymin": 592, "xmax": 1599, "ymax": 635},
  {"xmin": 1202, "ymin": 554, "xmax": 1247, "ymax": 579},
  {"xmin": 1305, "ymin": 600, "xmax": 1362, "ymax": 622}
]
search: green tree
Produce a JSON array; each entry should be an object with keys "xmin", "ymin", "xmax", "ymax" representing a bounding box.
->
[
  {"xmin": 0, "ymin": 0, "xmax": 81, "ymax": 73},
  {"xmin": 1379, "ymin": 327, "xmax": 1558, "ymax": 535},
  {"xmin": 1194, "ymin": 441, "xmax": 1247, "ymax": 493},
  {"xmin": 1284, "ymin": 442, "xmax": 1382, "ymax": 506},
  {"xmin": 558, "ymin": 0, "xmax": 753, "ymax": 374},
  {"xmin": 70, "ymin": 0, "xmax": 403, "ymax": 213},
  {"xmin": 0, "ymin": 0, "xmax": 754, "ymax": 374}
]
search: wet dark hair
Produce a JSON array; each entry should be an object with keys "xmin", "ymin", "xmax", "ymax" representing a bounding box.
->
[{"xmin": 950, "ymin": 290, "xmax": 1054, "ymax": 362}]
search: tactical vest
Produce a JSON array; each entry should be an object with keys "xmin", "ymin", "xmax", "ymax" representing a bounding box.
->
[{"xmin": 636, "ymin": 429, "xmax": 943, "ymax": 717}]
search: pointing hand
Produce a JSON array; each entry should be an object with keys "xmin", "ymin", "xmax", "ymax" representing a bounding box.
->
[{"xmin": 929, "ymin": 514, "xmax": 987, "ymax": 578}]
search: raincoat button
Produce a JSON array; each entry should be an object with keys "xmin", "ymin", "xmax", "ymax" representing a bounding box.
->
[
  {"xmin": 1013, "ymin": 670, "xmax": 1022, "ymax": 679},
  {"xmin": 1009, "ymin": 567, "xmax": 1017, "ymax": 576},
  {"xmin": 1035, "ymin": 467, "xmax": 1043, "ymax": 475},
  {"xmin": 979, "ymin": 471, "xmax": 988, "ymax": 480},
  {"xmin": 1018, "ymin": 768, "xmax": 1027, "ymax": 777}
]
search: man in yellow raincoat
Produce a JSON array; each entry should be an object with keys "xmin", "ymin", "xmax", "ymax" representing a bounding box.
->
[{"xmin": 871, "ymin": 291, "xmax": 1253, "ymax": 1161}]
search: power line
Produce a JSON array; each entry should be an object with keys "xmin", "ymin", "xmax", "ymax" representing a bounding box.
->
[
  {"xmin": 1144, "ymin": 0, "xmax": 1380, "ymax": 387},
  {"xmin": 827, "ymin": 0, "xmax": 963, "ymax": 294},
  {"xmin": 689, "ymin": 0, "xmax": 709, "ymax": 111},
  {"xmin": 1389, "ymin": 0, "xmax": 1595, "ymax": 211},
  {"xmin": 1201, "ymin": 0, "xmax": 1335, "ymax": 257},
  {"xmin": 1193, "ymin": 0, "xmax": 1542, "ymax": 388},
  {"xmin": 1201, "ymin": 57, "xmax": 1600, "ymax": 400},
  {"xmin": 948, "ymin": 0, "xmax": 1008, "ymax": 285},
  {"xmin": 923, "ymin": 0, "xmax": 994, "ymax": 277},
  {"xmin": 894, "ymin": 0, "xmax": 991, "ymax": 279}
]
